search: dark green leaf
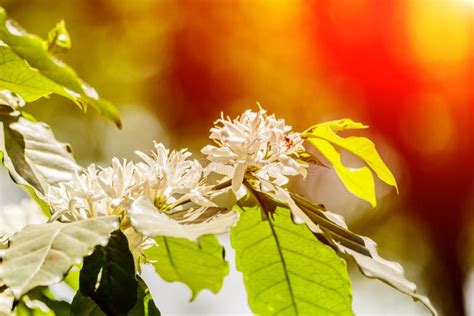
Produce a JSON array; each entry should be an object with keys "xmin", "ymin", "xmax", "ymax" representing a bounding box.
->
[
  {"xmin": 145, "ymin": 235, "xmax": 229, "ymax": 301},
  {"xmin": 72, "ymin": 276, "xmax": 160, "ymax": 316},
  {"xmin": 231, "ymin": 193, "xmax": 353, "ymax": 316},
  {"xmin": 128, "ymin": 276, "xmax": 161, "ymax": 316},
  {"xmin": 70, "ymin": 291, "xmax": 105, "ymax": 316},
  {"xmin": 78, "ymin": 230, "xmax": 138, "ymax": 316}
]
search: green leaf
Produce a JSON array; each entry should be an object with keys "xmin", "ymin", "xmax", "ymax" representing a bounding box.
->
[
  {"xmin": 46, "ymin": 20, "xmax": 71, "ymax": 54},
  {"xmin": 14, "ymin": 300, "xmax": 54, "ymax": 316},
  {"xmin": 0, "ymin": 109, "xmax": 82, "ymax": 196},
  {"xmin": 0, "ymin": 216, "xmax": 120, "ymax": 299},
  {"xmin": 0, "ymin": 47, "xmax": 60, "ymax": 103},
  {"xmin": 70, "ymin": 291, "xmax": 106, "ymax": 316},
  {"xmin": 20, "ymin": 185, "xmax": 52, "ymax": 218},
  {"xmin": 289, "ymin": 192, "xmax": 437, "ymax": 316},
  {"xmin": 128, "ymin": 277, "xmax": 161, "ymax": 316},
  {"xmin": 231, "ymin": 192, "xmax": 353, "ymax": 316},
  {"xmin": 9, "ymin": 287, "xmax": 69, "ymax": 316},
  {"xmin": 26, "ymin": 287, "xmax": 70, "ymax": 316},
  {"xmin": 78, "ymin": 230, "xmax": 138, "ymax": 316},
  {"xmin": 145, "ymin": 235, "xmax": 229, "ymax": 301},
  {"xmin": 306, "ymin": 137, "xmax": 376, "ymax": 207},
  {"xmin": 63, "ymin": 267, "xmax": 80, "ymax": 292},
  {"xmin": 0, "ymin": 8, "xmax": 121, "ymax": 127}
]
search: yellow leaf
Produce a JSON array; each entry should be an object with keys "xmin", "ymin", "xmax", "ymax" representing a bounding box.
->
[
  {"xmin": 307, "ymin": 138, "xmax": 376, "ymax": 207},
  {"xmin": 305, "ymin": 118, "xmax": 368, "ymax": 133},
  {"xmin": 307, "ymin": 120, "xmax": 398, "ymax": 192}
]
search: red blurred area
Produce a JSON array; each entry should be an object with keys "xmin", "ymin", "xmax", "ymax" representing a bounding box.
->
[{"xmin": 304, "ymin": 1, "xmax": 473, "ymax": 208}]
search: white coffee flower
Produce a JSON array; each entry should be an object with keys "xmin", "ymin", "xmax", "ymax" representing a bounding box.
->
[
  {"xmin": 47, "ymin": 142, "xmax": 215, "ymax": 221},
  {"xmin": 128, "ymin": 143, "xmax": 235, "ymax": 243},
  {"xmin": 202, "ymin": 109, "xmax": 307, "ymax": 194},
  {"xmin": 47, "ymin": 165, "xmax": 109, "ymax": 221},
  {"xmin": 97, "ymin": 158, "xmax": 144, "ymax": 209},
  {"xmin": 135, "ymin": 142, "xmax": 215, "ymax": 208}
]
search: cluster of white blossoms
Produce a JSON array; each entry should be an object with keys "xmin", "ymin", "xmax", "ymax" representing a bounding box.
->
[
  {"xmin": 202, "ymin": 109, "xmax": 307, "ymax": 196},
  {"xmin": 46, "ymin": 109, "xmax": 308, "ymax": 224},
  {"xmin": 47, "ymin": 143, "xmax": 214, "ymax": 221}
]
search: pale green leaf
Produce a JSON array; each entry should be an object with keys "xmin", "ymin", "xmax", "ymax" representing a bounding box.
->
[
  {"xmin": 145, "ymin": 235, "xmax": 229, "ymax": 301},
  {"xmin": 0, "ymin": 8, "xmax": 121, "ymax": 127},
  {"xmin": 307, "ymin": 137, "xmax": 376, "ymax": 207},
  {"xmin": 0, "ymin": 216, "xmax": 120, "ymax": 298},
  {"xmin": 231, "ymin": 193, "xmax": 353, "ymax": 316},
  {"xmin": 0, "ymin": 111, "xmax": 82, "ymax": 196},
  {"xmin": 290, "ymin": 192, "xmax": 437, "ymax": 316}
]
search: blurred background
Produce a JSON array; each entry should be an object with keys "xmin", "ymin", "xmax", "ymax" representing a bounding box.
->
[{"xmin": 0, "ymin": 0, "xmax": 473, "ymax": 315}]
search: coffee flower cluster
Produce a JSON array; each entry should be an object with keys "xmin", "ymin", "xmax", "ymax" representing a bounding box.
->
[
  {"xmin": 47, "ymin": 110, "xmax": 308, "ymax": 223},
  {"xmin": 47, "ymin": 144, "xmax": 214, "ymax": 221},
  {"xmin": 202, "ymin": 109, "xmax": 307, "ymax": 195}
]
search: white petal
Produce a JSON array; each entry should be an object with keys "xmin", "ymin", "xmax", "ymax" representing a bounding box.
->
[
  {"xmin": 128, "ymin": 197, "xmax": 238, "ymax": 242},
  {"xmin": 232, "ymin": 161, "xmax": 246, "ymax": 194},
  {"xmin": 189, "ymin": 192, "xmax": 218, "ymax": 208},
  {"xmin": 206, "ymin": 162, "xmax": 234, "ymax": 177}
]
